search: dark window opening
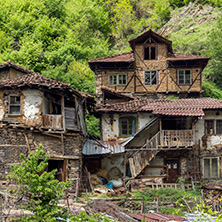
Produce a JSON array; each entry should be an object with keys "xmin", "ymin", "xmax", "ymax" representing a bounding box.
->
[
  {"xmin": 205, "ymin": 120, "xmax": 214, "ymax": 134},
  {"xmin": 145, "ymin": 71, "xmax": 157, "ymax": 85},
  {"xmin": 9, "ymin": 96, "xmax": 21, "ymax": 114},
  {"xmin": 120, "ymin": 116, "xmax": 136, "ymax": 136},
  {"xmin": 216, "ymin": 120, "xmax": 222, "ymax": 134},
  {"xmin": 44, "ymin": 92, "xmax": 61, "ymax": 114},
  {"xmin": 162, "ymin": 117, "xmax": 191, "ymax": 130},
  {"xmin": 48, "ymin": 160, "xmax": 65, "ymax": 182},
  {"xmin": 144, "ymin": 46, "xmax": 156, "ymax": 60},
  {"xmin": 144, "ymin": 46, "xmax": 149, "ymax": 60}
]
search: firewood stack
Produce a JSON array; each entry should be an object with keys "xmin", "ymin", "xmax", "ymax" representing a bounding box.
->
[{"xmin": 203, "ymin": 185, "xmax": 222, "ymax": 212}]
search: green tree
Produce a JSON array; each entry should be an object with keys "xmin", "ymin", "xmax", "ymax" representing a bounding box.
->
[
  {"xmin": 8, "ymin": 145, "xmax": 71, "ymax": 222},
  {"xmin": 206, "ymin": 15, "xmax": 222, "ymax": 84}
]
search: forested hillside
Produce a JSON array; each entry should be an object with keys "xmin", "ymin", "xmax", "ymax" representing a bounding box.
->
[{"xmin": 0, "ymin": 0, "xmax": 221, "ymax": 97}]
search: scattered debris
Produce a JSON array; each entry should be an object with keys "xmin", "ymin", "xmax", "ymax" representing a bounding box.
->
[{"xmin": 85, "ymin": 200, "xmax": 138, "ymax": 222}]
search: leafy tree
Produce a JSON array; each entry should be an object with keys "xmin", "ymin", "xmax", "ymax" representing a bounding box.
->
[
  {"xmin": 8, "ymin": 145, "xmax": 71, "ymax": 222},
  {"xmin": 205, "ymin": 15, "xmax": 222, "ymax": 84}
]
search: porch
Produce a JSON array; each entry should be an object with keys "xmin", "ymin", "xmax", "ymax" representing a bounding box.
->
[{"xmin": 145, "ymin": 129, "xmax": 194, "ymax": 150}]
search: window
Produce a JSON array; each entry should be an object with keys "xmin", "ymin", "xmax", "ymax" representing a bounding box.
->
[
  {"xmin": 145, "ymin": 71, "xmax": 157, "ymax": 85},
  {"xmin": 109, "ymin": 74, "xmax": 127, "ymax": 86},
  {"xmin": 205, "ymin": 120, "xmax": 214, "ymax": 134},
  {"xmin": 120, "ymin": 116, "xmax": 136, "ymax": 136},
  {"xmin": 9, "ymin": 96, "xmax": 21, "ymax": 114},
  {"xmin": 178, "ymin": 70, "xmax": 191, "ymax": 85},
  {"xmin": 203, "ymin": 157, "xmax": 220, "ymax": 178},
  {"xmin": 144, "ymin": 46, "xmax": 156, "ymax": 60},
  {"xmin": 216, "ymin": 120, "xmax": 222, "ymax": 134}
]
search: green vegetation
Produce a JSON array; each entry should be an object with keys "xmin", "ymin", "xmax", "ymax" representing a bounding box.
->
[{"xmin": 8, "ymin": 145, "xmax": 71, "ymax": 221}]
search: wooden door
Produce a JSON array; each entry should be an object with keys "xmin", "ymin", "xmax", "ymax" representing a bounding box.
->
[{"xmin": 165, "ymin": 159, "xmax": 180, "ymax": 183}]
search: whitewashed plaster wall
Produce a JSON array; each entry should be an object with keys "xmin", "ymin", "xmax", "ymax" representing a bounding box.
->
[
  {"xmin": 0, "ymin": 98, "xmax": 4, "ymax": 121},
  {"xmin": 138, "ymin": 112, "xmax": 154, "ymax": 129},
  {"xmin": 194, "ymin": 110, "xmax": 222, "ymax": 149},
  {"xmin": 101, "ymin": 112, "xmax": 154, "ymax": 141},
  {"xmin": 22, "ymin": 89, "xmax": 43, "ymax": 125},
  {"xmin": 101, "ymin": 154, "xmax": 124, "ymax": 174}
]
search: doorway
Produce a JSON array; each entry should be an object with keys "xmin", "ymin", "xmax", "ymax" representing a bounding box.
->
[{"xmin": 164, "ymin": 159, "xmax": 180, "ymax": 183}]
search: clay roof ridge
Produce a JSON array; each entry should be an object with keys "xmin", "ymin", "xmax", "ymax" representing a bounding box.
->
[
  {"xmin": 88, "ymin": 51, "xmax": 133, "ymax": 63},
  {"xmin": 0, "ymin": 62, "xmax": 36, "ymax": 74}
]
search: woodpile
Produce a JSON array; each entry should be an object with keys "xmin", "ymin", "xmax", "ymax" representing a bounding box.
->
[{"xmin": 203, "ymin": 185, "xmax": 222, "ymax": 212}]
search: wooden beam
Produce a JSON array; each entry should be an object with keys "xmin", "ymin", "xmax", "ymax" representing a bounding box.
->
[
  {"xmin": 156, "ymin": 73, "xmax": 167, "ymax": 91},
  {"xmin": 187, "ymin": 69, "xmax": 202, "ymax": 91},
  {"xmin": 61, "ymin": 95, "xmax": 65, "ymax": 131}
]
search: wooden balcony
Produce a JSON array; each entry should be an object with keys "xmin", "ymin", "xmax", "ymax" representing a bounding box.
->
[
  {"xmin": 42, "ymin": 114, "xmax": 63, "ymax": 130},
  {"xmin": 144, "ymin": 129, "xmax": 194, "ymax": 149}
]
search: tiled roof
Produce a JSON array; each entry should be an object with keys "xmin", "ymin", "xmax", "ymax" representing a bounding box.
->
[
  {"xmin": 0, "ymin": 73, "xmax": 82, "ymax": 97},
  {"xmin": 0, "ymin": 62, "xmax": 35, "ymax": 74},
  {"xmin": 96, "ymin": 98, "xmax": 222, "ymax": 116},
  {"xmin": 167, "ymin": 52, "xmax": 210, "ymax": 61},
  {"xmin": 102, "ymin": 86, "xmax": 134, "ymax": 100},
  {"xmin": 88, "ymin": 51, "xmax": 134, "ymax": 63},
  {"xmin": 89, "ymin": 51, "xmax": 209, "ymax": 64}
]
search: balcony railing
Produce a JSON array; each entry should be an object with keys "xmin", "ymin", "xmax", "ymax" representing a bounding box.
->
[
  {"xmin": 143, "ymin": 129, "xmax": 194, "ymax": 149},
  {"xmin": 42, "ymin": 114, "xmax": 63, "ymax": 130},
  {"xmin": 161, "ymin": 130, "xmax": 193, "ymax": 147}
]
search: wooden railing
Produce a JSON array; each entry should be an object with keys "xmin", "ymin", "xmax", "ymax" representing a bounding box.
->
[
  {"xmin": 161, "ymin": 130, "xmax": 193, "ymax": 147},
  {"xmin": 42, "ymin": 114, "xmax": 63, "ymax": 129}
]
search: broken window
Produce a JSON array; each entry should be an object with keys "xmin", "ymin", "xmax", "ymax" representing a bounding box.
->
[
  {"xmin": 205, "ymin": 120, "xmax": 214, "ymax": 134},
  {"xmin": 119, "ymin": 116, "xmax": 136, "ymax": 136},
  {"xmin": 144, "ymin": 46, "xmax": 156, "ymax": 60},
  {"xmin": 9, "ymin": 95, "xmax": 21, "ymax": 114},
  {"xmin": 178, "ymin": 70, "xmax": 191, "ymax": 85},
  {"xmin": 109, "ymin": 74, "xmax": 127, "ymax": 86},
  {"xmin": 43, "ymin": 92, "xmax": 61, "ymax": 115},
  {"xmin": 145, "ymin": 71, "xmax": 157, "ymax": 86},
  {"xmin": 203, "ymin": 157, "xmax": 220, "ymax": 178}
]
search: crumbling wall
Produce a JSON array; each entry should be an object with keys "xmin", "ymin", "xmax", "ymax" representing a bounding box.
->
[
  {"xmin": 0, "ymin": 128, "xmax": 84, "ymax": 187},
  {"xmin": 22, "ymin": 89, "xmax": 42, "ymax": 126},
  {"xmin": 194, "ymin": 110, "xmax": 222, "ymax": 150}
]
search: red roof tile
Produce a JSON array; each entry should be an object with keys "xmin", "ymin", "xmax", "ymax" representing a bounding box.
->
[
  {"xmin": 88, "ymin": 51, "xmax": 134, "ymax": 63},
  {"xmin": 97, "ymin": 98, "xmax": 222, "ymax": 116},
  {"xmin": 0, "ymin": 73, "xmax": 82, "ymax": 97},
  {"xmin": 89, "ymin": 51, "xmax": 209, "ymax": 64},
  {"xmin": 167, "ymin": 52, "xmax": 210, "ymax": 61}
]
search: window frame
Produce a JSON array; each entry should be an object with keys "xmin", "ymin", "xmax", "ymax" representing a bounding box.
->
[
  {"xmin": 119, "ymin": 116, "xmax": 136, "ymax": 137},
  {"xmin": 144, "ymin": 70, "xmax": 157, "ymax": 86},
  {"xmin": 109, "ymin": 74, "xmax": 127, "ymax": 86},
  {"xmin": 216, "ymin": 120, "xmax": 222, "ymax": 134},
  {"xmin": 9, "ymin": 95, "xmax": 21, "ymax": 115},
  {"xmin": 144, "ymin": 45, "xmax": 156, "ymax": 60},
  {"xmin": 177, "ymin": 69, "xmax": 192, "ymax": 85},
  {"xmin": 202, "ymin": 157, "xmax": 220, "ymax": 178},
  {"xmin": 205, "ymin": 120, "xmax": 214, "ymax": 135}
]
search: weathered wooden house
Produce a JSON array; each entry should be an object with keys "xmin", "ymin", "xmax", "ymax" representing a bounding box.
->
[
  {"xmin": 87, "ymin": 30, "xmax": 222, "ymax": 187},
  {"xmin": 0, "ymin": 62, "xmax": 88, "ymax": 195}
]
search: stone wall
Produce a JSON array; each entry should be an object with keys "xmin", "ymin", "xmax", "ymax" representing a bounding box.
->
[{"xmin": 0, "ymin": 128, "xmax": 85, "ymax": 191}]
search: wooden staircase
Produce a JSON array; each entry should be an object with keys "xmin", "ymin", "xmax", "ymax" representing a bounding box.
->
[{"xmin": 129, "ymin": 131, "xmax": 161, "ymax": 178}]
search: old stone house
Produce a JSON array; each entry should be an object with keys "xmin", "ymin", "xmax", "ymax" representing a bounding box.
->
[
  {"xmin": 87, "ymin": 29, "xmax": 222, "ymax": 187},
  {"xmin": 0, "ymin": 62, "xmax": 88, "ymax": 195}
]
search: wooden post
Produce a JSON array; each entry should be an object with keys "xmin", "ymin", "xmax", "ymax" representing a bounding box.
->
[
  {"xmin": 123, "ymin": 152, "xmax": 127, "ymax": 187},
  {"xmin": 61, "ymin": 133, "xmax": 64, "ymax": 156},
  {"xmin": 61, "ymin": 95, "xmax": 65, "ymax": 131}
]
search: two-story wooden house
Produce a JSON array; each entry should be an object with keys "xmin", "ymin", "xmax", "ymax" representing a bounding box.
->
[
  {"xmin": 89, "ymin": 29, "xmax": 209, "ymax": 104},
  {"xmin": 0, "ymin": 62, "xmax": 88, "ymax": 196},
  {"xmin": 87, "ymin": 30, "xmax": 222, "ymax": 188}
]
